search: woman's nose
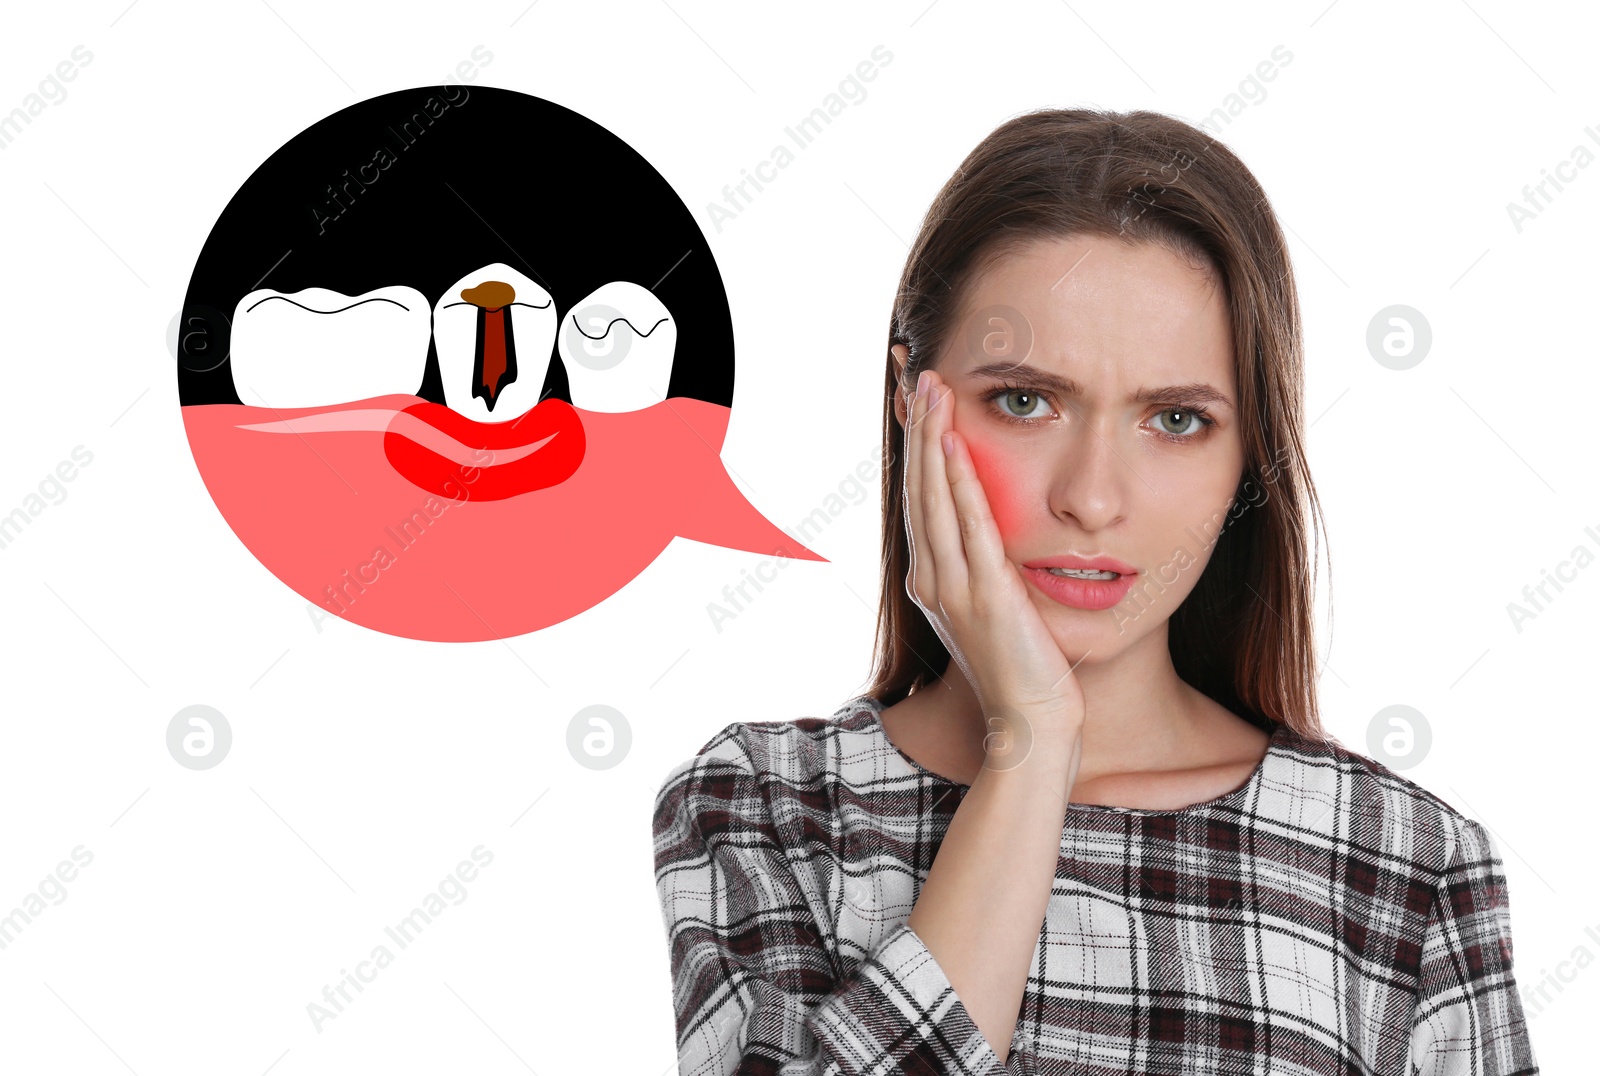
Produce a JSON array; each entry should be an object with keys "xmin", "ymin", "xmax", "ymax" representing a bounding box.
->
[{"xmin": 1045, "ymin": 416, "xmax": 1131, "ymax": 531}]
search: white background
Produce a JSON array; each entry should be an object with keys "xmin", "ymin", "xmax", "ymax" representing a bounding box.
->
[{"xmin": 1, "ymin": 1, "xmax": 1594, "ymax": 1072}]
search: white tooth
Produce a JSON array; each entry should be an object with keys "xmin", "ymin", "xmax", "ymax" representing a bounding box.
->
[
  {"xmin": 559, "ymin": 281, "xmax": 675, "ymax": 412},
  {"xmin": 230, "ymin": 286, "xmax": 430, "ymax": 408},
  {"xmin": 432, "ymin": 262, "xmax": 555, "ymax": 421}
]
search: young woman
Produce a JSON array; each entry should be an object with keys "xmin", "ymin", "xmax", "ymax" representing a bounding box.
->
[{"xmin": 654, "ymin": 109, "xmax": 1538, "ymax": 1075}]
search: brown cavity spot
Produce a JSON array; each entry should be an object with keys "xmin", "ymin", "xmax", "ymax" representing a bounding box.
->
[{"xmin": 461, "ymin": 280, "xmax": 516, "ymax": 311}]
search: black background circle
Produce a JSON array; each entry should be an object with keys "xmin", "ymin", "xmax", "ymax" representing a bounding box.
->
[{"xmin": 178, "ymin": 85, "xmax": 733, "ymax": 409}]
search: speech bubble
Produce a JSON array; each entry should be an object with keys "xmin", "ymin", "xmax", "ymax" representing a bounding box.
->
[{"xmin": 176, "ymin": 87, "xmax": 821, "ymax": 641}]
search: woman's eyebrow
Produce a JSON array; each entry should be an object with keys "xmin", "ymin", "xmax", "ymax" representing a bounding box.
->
[{"xmin": 966, "ymin": 361, "xmax": 1234, "ymax": 409}]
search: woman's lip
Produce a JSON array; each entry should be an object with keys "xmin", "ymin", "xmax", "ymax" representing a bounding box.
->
[
  {"xmin": 1023, "ymin": 554, "xmax": 1136, "ymax": 574},
  {"xmin": 1021, "ymin": 566, "xmax": 1136, "ymax": 611}
]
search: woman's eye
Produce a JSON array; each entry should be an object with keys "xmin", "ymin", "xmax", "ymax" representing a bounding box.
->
[
  {"xmin": 984, "ymin": 387, "xmax": 1215, "ymax": 440},
  {"xmin": 1151, "ymin": 408, "xmax": 1207, "ymax": 437},
  {"xmin": 994, "ymin": 389, "xmax": 1050, "ymax": 420}
]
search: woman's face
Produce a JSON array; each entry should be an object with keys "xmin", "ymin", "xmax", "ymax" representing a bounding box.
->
[{"xmin": 896, "ymin": 234, "xmax": 1245, "ymax": 662}]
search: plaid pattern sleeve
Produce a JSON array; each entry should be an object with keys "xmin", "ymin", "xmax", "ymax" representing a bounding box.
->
[
  {"xmin": 653, "ymin": 696, "xmax": 1540, "ymax": 1075},
  {"xmin": 652, "ymin": 725, "xmax": 1008, "ymax": 1076},
  {"xmin": 1406, "ymin": 816, "xmax": 1539, "ymax": 1075}
]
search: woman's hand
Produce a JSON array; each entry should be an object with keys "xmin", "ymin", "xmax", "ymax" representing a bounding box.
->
[{"xmin": 902, "ymin": 368, "xmax": 1086, "ymax": 767}]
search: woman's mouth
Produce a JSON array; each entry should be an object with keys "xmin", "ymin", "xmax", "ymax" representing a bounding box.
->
[
  {"xmin": 1044, "ymin": 567, "xmax": 1119, "ymax": 580},
  {"xmin": 1020, "ymin": 562, "xmax": 1137, "ymax": 611}
]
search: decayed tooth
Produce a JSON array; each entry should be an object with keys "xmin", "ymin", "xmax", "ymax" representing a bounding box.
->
[
  {"xmin": 558, "ymin": 281, "xmax": 675, "ymax": 412},
  {"xmin": 230, "ymin": 286, "xmax": 431, "ymax": 408},
  {"xmin": 432, "ymin": 263, "xmax": 555, "ymax": 421}
]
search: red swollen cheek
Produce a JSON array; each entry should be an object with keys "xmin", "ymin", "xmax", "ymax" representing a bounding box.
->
[{"xmin": 960, "ymin": 432, "xmax": 1026, "ymax": 544}]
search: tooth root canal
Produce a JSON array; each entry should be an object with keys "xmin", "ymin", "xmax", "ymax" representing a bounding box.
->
[{"xmin": 462, "ymin": 280, "xmax": 519, "ymax": 412}]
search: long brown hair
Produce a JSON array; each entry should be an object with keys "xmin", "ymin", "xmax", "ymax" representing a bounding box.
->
[{"xmin": 865, "ymin": 108, "xmax": 1332, "ymax": 742}]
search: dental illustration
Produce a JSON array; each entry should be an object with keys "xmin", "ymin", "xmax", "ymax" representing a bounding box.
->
[
  {"xmin": 432, "ymin": 264, "xmax": 555, "ymax": 420},
  {"xmin": 175, "ymin": 86, "xmax": 823, "ymax": 642},
  {"xmin": 230, "ymin": 286, "xmax": 432, "ymax": 408},
  {"xmin": 560, "ymin": 281, "xmax": 677, "ymax": 413}
]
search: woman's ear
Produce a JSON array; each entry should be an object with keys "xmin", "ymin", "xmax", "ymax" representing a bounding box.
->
[{"xmin": 891, "ymin": 344, "xmax": 912, "ymax": 426}]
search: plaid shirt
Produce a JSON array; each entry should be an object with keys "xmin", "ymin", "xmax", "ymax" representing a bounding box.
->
[{"xmin": 653, "ymin": 694, "xmax": 1538, "ymax": 1075}]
